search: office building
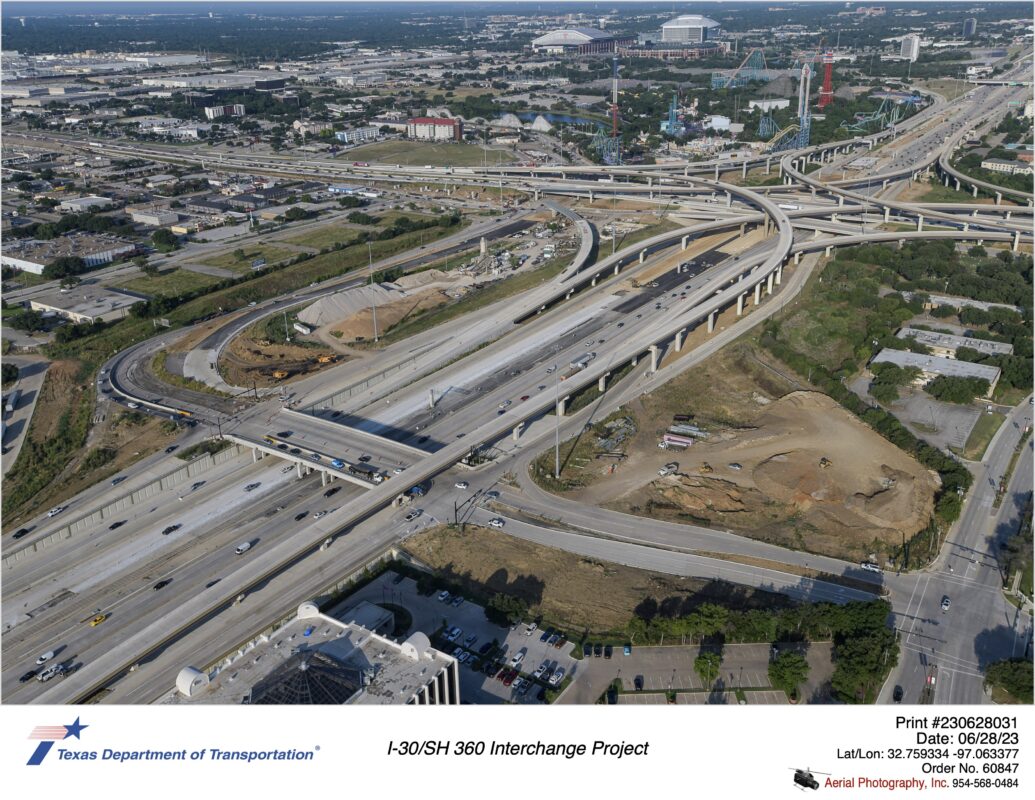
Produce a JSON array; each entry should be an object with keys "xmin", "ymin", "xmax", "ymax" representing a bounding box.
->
[
  {"xmin": 407, "ymin": 117, "xmax": 463, "ymax": 142},
  {"xmin": 204, "ymin": 104, "xmax": 246, "ymax": 120},
  {"xmin": 962, "ymin": 18, "xmax": 977, "ymax": 38},
  {"xmin": 900, "ymin": 34, "xmax": 921, "ymax": 63}
]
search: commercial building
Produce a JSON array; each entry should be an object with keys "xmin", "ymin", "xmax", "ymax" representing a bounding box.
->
[
  {"xmin": 173, "ymin": 601, "xmax": 460, "ymax": 705},
  {"xmin": 335, "ymin": 126, "xmax": 380, "ymax": 145},
  {"xmin": 203, "ymin": 104, "xmax": 246, "ymax": 120},
  {"xmin": 661, "ymin": 14, "xmax": 722, "ymax": 44},
  {"xmin": 980, "ymin": 158, "xmax": 1033, "ymax": 175},
  {"xmin": 530, "ymin": 27, "xmax": 625, "ymax": 54},
  {"xmin": 962, "ymin": 18, "xmax": 977, "ymax": 38},
  {"xmin": 871, "ymin": 349, "xmax": 1000, "ymax": 396},
  {"xmin": 292, "ymin": 120, "xmax": 333, "ymax": 137},
  {"xmin": 334, "ymin": 73, "xmax": 386, "ymax": 88},
  {"xmin": 896, "ymin": 327, "xmax": 1013, "ymax": 358},
  {"xmin": 1, "ymin": 233, "xmax": 136, "ymax": 275},
  {"xmin": 407, "ymin": 116, "xmax": 463, "ymax": 142},
  {"xmin": 128, "ymin": 207, "xmax": 180, "ymax": 227},
  {"xmin": 900, "ymin": 34, "xmax": 921, "ymax": 62},
  {"xmin": 28, "ymin": 286, "xmax": 142, "ymax": 324},
  {"xmin": 58, "ymin": 195, "xmax": 113, "ymax": 213}
]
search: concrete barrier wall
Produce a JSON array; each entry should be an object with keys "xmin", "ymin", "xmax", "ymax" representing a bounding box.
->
[{"xmin": 2, "ymin": 444, "xmax": 249, "ymax": 569}]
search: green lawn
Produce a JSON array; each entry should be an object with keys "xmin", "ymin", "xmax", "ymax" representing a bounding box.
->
[
  {"xmin": 916, "ymin": 181, "xmax": 985, "ymax": 203},
  {"xmin": 281, "ymin": 211, "xmax": 434, "ymax": 250},
  {"xmin": 201, "ymin": 244, "xmax": 298, "ymax": 271},
  {"xmin": 345, "ymin": 139, "xmax": 518, "ymax": 167},
  {"xmin": 916, "ymin": 79, "xmax": 971, "ymax": 102},
  {"xmin": 2, "ymin": 270, "xmax": 49, "ymax": 288},
  {"xmin": 116, "ymin": 268, "xmax": 219, "ymax": 298},
  {"xmin": 962, "ymin": 411, "xmax": 1006, "ymax": 460}
]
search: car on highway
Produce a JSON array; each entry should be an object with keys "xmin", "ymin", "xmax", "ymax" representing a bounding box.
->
[
  {"xmin": 289, "ymin": 448, "xmax": 301, "ymax": 455},
  {"xmin": 153, "ymin": 579, "xmax": 172, "ymax": 591},
  {"xmin": 47, "ymin": 506, "xmax": 66, "ymax": 518},
  {"xmin": 13, "ymin": 527, "xmax": 31, "ymax": 539},
  {"xmin": 126, "ymin": 402, "xmax": 139, "ymax": 409},
  {"xmin": 161, "ymin": 524, "xmax": 181, "ymax": 535},
  {"xmin": 36, "ymin": 651, "xmax": 55, "ymax": 665},
  {"xmin": 190, "ymin": 481, "xmax": 205, "ymax": 491},
  {"xmin": 312, "ymin": 511, "xmax": 327, "ymax": 520},
  {"xmin": 941, "ymin": 596, "xmax": 951, "ymax": 612},
  {"xmin": 244, "ymin": 482, "xmax": 261, "ymax": 492},
  {"xmin": 498, "ymin": 400, "xmax": 511, "ymax": 409},
  {"xmin": 19, "ymin": 670, "xmax": 37, "ymax": 683},
  {"xmin": 88, "ymin": 613, "xmax": 108, "ymax": 627},
  {"xmin": 394, "ymin": 467, "xmax": 405, "ymax": 474},
  {"xmin": 488, "ymin": 518, "xmax": 505, "ymax": 528},
  {"xmin": 165, "ymin": 445, "xmax": 178, "ymax": 454},
  {"xmin": 324, "ymin": 486, "xmax": 341, "ymax": 497},
  {"xmin": 545, "ymin": 365, "xmax": 557, "ymax": 374},
  {"xmin": 108, "ymin": 520, "xmax": 126, "ymax": 530},
  {"xmin": 520, "ymin": 395, "xmax": 530, "ymax": 401},
  {"xmin": 404, "ymin": 509, "xmax": 422, "ymax": 522},
  {"xmin": 455, "ymin": 481, "xmax": 469, "ymax": 490},
  {"xmin": 893, "ymin": 685, "xmax": 904, "ymax": 703},
  {"xmin": 309, "ymin": 454, "xmax": 321, "ymax": 462},
  {"xmin": 111, "ymin": 476, "xmax": 127, "ymax": 486}
]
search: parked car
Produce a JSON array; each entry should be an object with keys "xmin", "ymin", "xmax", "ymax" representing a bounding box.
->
[
  {"xmin": 509, "ymin": 651, "xmax": 525, "ymax": 668},
  {"xmin": 941, "ymin": 596, "xmax": 951, "ymax": 612},
  {"xmin": 404, "ymin": 509, "xmax": 422, "ymax": 522},
  {"xmin": 454, "ymin": 481, "xmax": 469, "ymax": 490},
  {"xmin": 593, "ymin": 644, "xmax": 603, "ymax": 657},
  {"xmin": 634, "ymin": 675, "xmax": 644, "ymax": 691},
  {"xmin": 893, "ymin": 685, "xmax": 904, "ymax": 703},
  {"xmin": 583, "ymin": 643, "xmax": 592, "ymax": 658},
  {"xmin": 549, "ymin": 667, "xmax": 566, "ymax": 686},
  {"xmin": 451, "ymin": 596, "xmax": 464, "ymax": 607},
  {"xmin": 437, "ymin": 590, "xmax": 451, "ymax": 603},
  {"xmin": 463, "ymin": 634, "xmax": 477, "ymax": 648},
  {"xmin": 604, "ymin": 645, "xmax": 613, "ymax": 659},
  {"xmin": 478, "ymin": 642, "xmax": 493, "ymax": 656},
  {"xmin": 533, "ymin": 664, "xmax": 548, "ymax": 680},
  {"xmin": 525, "ymin": 622, "xmax": 538, "ymax": 635},
  {"xmin": 623, "ymin": 644, "xmax": 632, "ymax": 656}
]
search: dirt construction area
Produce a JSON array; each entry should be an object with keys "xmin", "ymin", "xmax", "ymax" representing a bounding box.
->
[
  {"xmin": 402, "ymin": 525, "xmax": 787, "ymax": 635},
  {"xmin": 220, "ymin": 320, "xmax": 337, "ymax": 387},
  {"xmin": 545, "ymin": 343, "xmax": 939, "ymax": 563}
]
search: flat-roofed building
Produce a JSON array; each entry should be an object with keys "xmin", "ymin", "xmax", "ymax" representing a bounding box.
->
[
  {"xmin": 902, "ymin": 291, "xmax": 1023, "ymax": 316},
  {"xmin": 896, "ymin": 327, "xmax": 1013, "ymax": 358},
  {"xmin": 531, "ymin": 27, "xmax": 625, "ymax": 54},
  {"xmin": 407, "ymin": 116, "xmax": 463, "ymax": 141},
  {"xmin": 871, "ymin": 349, "xmax": 1000, "ymax": 396},
  {"xmin": 29, "ymin": 286, "xmax": 142, "ymax": 323},
  {"xmin": 980, "ymin": 158, "xmax": 1033, "ymax": 175},
  {"xmin": 58, "ymin": 195, "xmax": 112, "ymax": 212},
  {"xmin": 335, "ymin": 125, "xmax": 380, "ymax": 145},
  {"xmin": 661, "ymin": 14, "xmax": 722, "ymax": 44},
  {"xmin": 128, "ymin": 207, "xmax": 179, "ymax": 227},
  {"xmin": 172, "ymin": 601, "xmax": 460, "ymax": 705},
  {"xmin": 1, "ymin": 233, "xmax": 136, "ymax": 275}
]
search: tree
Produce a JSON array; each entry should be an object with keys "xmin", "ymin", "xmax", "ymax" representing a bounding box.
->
[
  {"xmin": 233, "ymin": 248, "xmax": 247, "ymax": 262},
  {"xmin": 59, "ymin": 275, "xmax": 82, "ymax": 289},
  {"xmin": 42, "ymin": 255, "xmax": 86, "ymax": 279},
  {"xmin": 693, "ymin": 651, "xmax": 722, "ymax": 686},
  {"xmin": 485, "ymin": 592, "xmax": 528, "ymax": 626},
  {"xmin": 151, "ymin": 228, "xmax": 179, "ymax": 252},
  {"xmin": 869, "ymin": 362, "xmax": 920, "ymax": 405},
  {"xmin": 768, "ymin": 651, "xmax": 810, "ymax": 699},
  {"xmin": 1, "ymin": 362, "xmax": 19, "ymax": 386},
  {"xmin": 983, "ymin": 659, "xmax": 1033, "ymax": 704},
  {"xmin": 924, "ymin": 375, "xmax": 990, "ymax": 404}
]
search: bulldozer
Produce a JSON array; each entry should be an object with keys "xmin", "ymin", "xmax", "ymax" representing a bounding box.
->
[
  {"xmin": 699, "ymin": 463, "xmax": 714, "ymax": 474},
  {"xmin": 271, "ymin": 369, "xmax": 290, "ymax": 380},
  {"xmin": 819, "ymin": 457, "xmax": 832, "ymax": 469},
  {"xmin": 316, "ymin": 354, "xmax": 336, "ymax": 364}
]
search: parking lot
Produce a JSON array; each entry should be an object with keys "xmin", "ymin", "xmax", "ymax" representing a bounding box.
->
[
  {"xmin": 559, "ymin": 643, "xmax": 834, "ymax": 705},
  {"xmin": 341, "ymin": 570, "xmax": 579, "ymax": 704}
]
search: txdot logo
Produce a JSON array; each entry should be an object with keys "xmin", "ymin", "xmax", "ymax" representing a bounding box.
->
[{"xmin": 27, "ymin": 718, "xmax": 88, "ymax": 766}]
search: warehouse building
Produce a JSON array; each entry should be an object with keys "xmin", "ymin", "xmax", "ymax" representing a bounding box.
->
[
  {"xmin": 58, "ymin": 195, "xmax": 113, "ymax": 213},
  {"xmin": 128, "ymin": 207, "xmax": 180, "ymax": 227},
  {"xmin": 871, "ymin": 349, "xmax": 1001, "ymax": 396},
  {"xmin": 530, "ymin": 27, "xmax": 628, "ymax": 54},
  {"xmin": 1, "ymin": 233, "xmax": 136, "ymax": 275},
  {"xmin": 173, "ymin": 601, "xmax": 460, "ymax": 705},
  {"xmin": 661, "ymin": 14, "xmax": 722, "ymax": 43},
  {"xmin": 896, "ymin": 327, "xmax": 1013, "ymax": 358},
  {"xmin": 407, "ymin": 116, "xmax": 463, "ymax": 142},
  {"xmin": 28, "ymin": 286, "xmax": 142, "ymax": 324}
]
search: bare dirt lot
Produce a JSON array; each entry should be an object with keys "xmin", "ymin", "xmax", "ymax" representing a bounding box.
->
[
  {"xmin": 328, "ymin": 287, "xmax": 450, "ymax": 342},
  {"xmin": 220, "ymin": 320, "xmax": 337, "ymax": 387},
  {"xmin": 542, "ymin": 343, "xmax": 939, "ymax": 563},
  {"xmin": 402, "ymin": 525, "xmax": 788, "ymax": 635}
]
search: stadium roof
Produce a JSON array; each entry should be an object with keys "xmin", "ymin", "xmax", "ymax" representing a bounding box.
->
[
  {"xmin": 662, "ymin": 14, "xmax": 721, "ymax": 28},
  {"xmin": 532, "ymin": 27, "xmax": 613, "ymax": 46}
]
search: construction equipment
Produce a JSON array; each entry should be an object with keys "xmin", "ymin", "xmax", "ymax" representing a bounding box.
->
[
  {"xmin": 271, "ymin": 369, "xmax": 289, "ymax": 379},
  {"xmin": 699, "ymin": 463, "xmax": 714, "ymax": 474},
  {"xmin": 819, "ymin": 457, "xmax": 832, "ymax": 469},
  {"xmin": 316, "ymin": 355, "xmax": 336, "ymax": 364}
]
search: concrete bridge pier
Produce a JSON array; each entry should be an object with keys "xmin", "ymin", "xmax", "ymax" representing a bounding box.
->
[
  {"xmin": 775, "ymin": 265, "xmax": 783, "ymax": 285},
  {"xmin": 252, "ymin": 448, "xmax": 260, "ymax": 463},
  {"xmin": 707, "ymin": 311, "xmax": 716, "ymax": 333},
  {"xmin": 916, "ymin": 214, "xmax": 924, "ymax": 232},
  {"xmin": 838, "ymin": 194, "xmax": 845, "ymax": 207},
  {"xmin": 811, "ymin": 186, "xmax": 817, "ymax": 199},
  {"xmin": 588, "ymin": 189, "xmax": 594, "ymax": 203},
  {"xmin": 556, "ymin": 396, "xmax": 568, "ymax": 416},
  {"xmin": 954, "ymin": 178, "xmax": 961, "ymax": 191},
  {"xmin": 639, "ymin": 249, "xmax": 647, "ymax": 263},
  {"xmin": 726, "ymin": 191, "xmax": 732, "ymax": 207},
  {"xmin": 882, "ymin": 179, "xmax": 888, "ymax": 190},
  {"xmin": 321, "ymin": 471, "xmax": 328, "ymax": 486},
  {"xmin": 736, "ymin": 293, "xmax": 745, "ymax": 316},
  {"xmin": 649, "ymin": 344, "xmax": 660, "ymax": 372},
  {"xmin": 566, "ymin": 289, "xmax": 574, "ymax": 299},
  {"xmin": 884, "ymin": 207, "xmax": 890, "ymax": 222},
  {"xmin": 1005, "ymin": 210, "xmax": 1012, "ymax": 220},
  {"xmin": 739, "ymin": 223, "xmax": 746, "ymax": 236},
  {"xmin": 944, "ymin": 175, "xmax": 950, "ymax": 187},
  {"xmin": 972, "ymin": 186, "xmax": 979, "ymax": 198},
  {"xmin": 674, "ymin": 327, "xmax": 686, "ymax": 349},
  {"xmin": 824, "ymin": 245, "xmax": 833, "ymax": 257},
  {"xmin": 648, "ymin": 191, "xmax": 653, "ymax": 200},
  {"xmin": 714, "ymin": 164, "xmax": 720, "ymax": 180},
  {"xmin": 681, "ymin": 235, "xmax": 690, "ymax": 250},
  {"xmin": 630, "ymin": 354, "xmax": 638, "ymax": 367},
  {"xmin": 778, "ymin": 161, "xmax": 783, "ymax": 178},
  {"xmin": 766, "ymin": 272, "xmax": 775, "ymax": 295},
  {"xmin": 647, "ymin": 176, "xmax": 653, "ymax": 187},
  {"xmin": 684, "ymin": 166, "xmax": 689, "ymax": 177},
  {"xmin": 813, "ymin": 227, "xmax": 821, "ymax": 239},
  {"xmin": 512, "ymin": 423, "xmax": 523, "ymax": 442},
  {"xmin": 766, "ymin": 157, "xmax": 772, "ymax": 175},
  {"xmin": 296, "ymin": 462, "xmax": 304, "ymax": 479},
  {"xmin": 831, "ymin": 213, "xmax": 838, "ymax": 223},
  {"xmin": 995, "ymin": 191, "xmax": 1002, "ymax": 204},
  {"xmin": 794, "ymin": 251, "xmax": 801, "ymax": 265},
  {"xmin": 614, "ymin": 263, "xmax": 620, "ymax": 276},
  {"xmin": 591, "ymin": 275, "xmax": 598, "ymax": 287},
  {"xmin": 1013, "ymin": 230, "xmax": 1021, "ymax": 252},
  {"xmin": 598, "ymin": 373, "xmax": 609, "ymax": 392},
  {"xmin": 754, "ymin": 283, "xmax": 762, "ymax": 305},
  {"xmin": 963, "ymin": 222, "xmax": 969, "ymax": 232}
]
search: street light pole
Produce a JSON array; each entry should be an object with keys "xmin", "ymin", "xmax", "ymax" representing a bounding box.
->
[
  {"xmin": 368, "ymin": 241, "xmax": 379, "ymax": 342},
  {"xmin": 554, "ymin": 376, "xmax": 561, "ymax": 479}
]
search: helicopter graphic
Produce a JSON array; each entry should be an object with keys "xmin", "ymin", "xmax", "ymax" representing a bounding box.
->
[{"xmin": 790, "ymin": 767, "xmax": 830, "ymax": 791}]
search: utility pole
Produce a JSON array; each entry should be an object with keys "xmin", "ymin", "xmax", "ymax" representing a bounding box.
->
[
  {"xmin": 554, "ymin": 376, "xmax": 561, "ymax": 479},
  {"xmin": 283, "ymin": 311, "xmax": 291, "ymax": 343},
  {"xmin": 368, "ymin": 241, "xmax": 379, "ymax": 342}
]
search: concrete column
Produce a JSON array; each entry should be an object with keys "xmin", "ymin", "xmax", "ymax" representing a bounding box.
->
[
  {"xmin": 649, "ymin": 344, "xmax": 660, "ymax": 372},
  {"xmin": 588, "ymin": 189, "xmax": 594, "ymax": 203},
  {"xmin": 707, "ymin": 311, "xmax": 716, "ymax": 333},
  {"xmin": 766, "ymin": 157, "xmax": 772, "ymax": 175},
  {"xmin": 736, "ymin": 293, "xmax": 744, "ymax": 316},
  {"xmin": 831, "ymin": 213, "xmax": 838, "ymax": 223},
  {"xmin": 598, "ymin": 373, "xmax": 608, "ymax": 392},
  {"xmin": 813, "ymin": 228, "xmax": 821, "ymax": 239},
  {"xmin": 739, "ymin": 223, "xmax": 746, "ymax": 236},
  {"xmin": 944, "ymin": 175, "xmax": 950, "ymax": 187},
  {"xmin": 591, "ymin": 275, "xmax": 597, "ymax": 287},
  {"xmin": 882, "ymin": 179, "xmax": 888, "ymax": 190},
  {"xmin": 614, "ymin": 263, "xmax": 620, "ymax": 276},
  {"xmin": 766, "ymin": 272, "xmax": 775, "ymax": 295},
  {"xmin": 681, "ymin": 234, "xmax": 689, "ymax": 250},
  {"xmin": 630, "ymin": 354, "xmax": 638, "ymax": 367},
  {"xmin": 1013, "ymin": 230, "xmax": 1021, "ymax": 252},
  {"xmin": 794, "ymin": 251, "xmax": 801, "ymax": 265},
  {"xmin": 321, "ymin": 471, "xmax": 328, "ymax": 486},
  {"xmin": 714, "ymin": 164, "xmax": 719, "ymax": 180},
  {"xmin": 838, "ymin": 194, "xmax": 844, "ymax": 207},
  {"xmin": 884, "ymin": 207, "xmax": 890, "ymax": 222},
  {"xmin": 566, "ymin": 289, "xmax": 574, "ymax": 299},
  {"xmin": 995, "ymin": 191, "xmax": 1002, "ymax": 204},
  {"xmin": 963, "ymin": 222, "xmax": 969, "ymax": 232},
  {"xmin": 972, "ymin": 185, "xmax": 979, "ymax": 198},
  {"xmin": 954, "ymin": 178, "xmax": 961, "ymax": 191},
  {"xmin": 639, "ymin": 249, "xmax": 647, "ymax": 263},
  {"xmin": 296, "ymin": 461, "xmax": 303, "ymax": 479},
  {"xmin": 1005, "ymin": 210, "xmax": 1012, "ymax": 221},
  {"xmin": 726, "ymin": 192, "xmax": 732, "ymax": 207},
  {"xmin": 512, "ymin": 423, "xmax": 522, "ymax": 442},
  {"xmin": 754, "ymin": 283, "xmax": 762, "ymax": 305},
  {"xmin": 647, "ymin": 176, "xmax": 653, "ymax": 187},
  {"xmin": 742, "ymin": 161, "xmax": 748, "ymax": 179},
  {"xmin": 778, "ymin": 161, "xmax": 783, "ymax": 178},
  {"xmin": 916, "ymin": 214, "xmax": 923, "ymax": 232},
  {"xmin": 252, "ymin": 449, "xmax": 259, "ymax": 463},
  {"xmin": 811, "ymin": 186, "xmax": 817, "ymax": 199},
  {"xmin": 557, "ymin": 397, "xmax": 567, "ymax": 416},
  {"xmin": 824, "ymin": 245, "xmax": 833, "ymax": 257},
  {"xmin": 648, "ymin": 191, "xmax": 653, "ymax": 200},
  {"xmin": 776, "ymin": 265, "xmax": 783, "ymax": 285}
]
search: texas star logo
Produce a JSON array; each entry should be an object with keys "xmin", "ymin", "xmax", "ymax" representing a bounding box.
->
[{"xmin": 26, "ymin": 717, "xmax": 88, "ymax": 765}]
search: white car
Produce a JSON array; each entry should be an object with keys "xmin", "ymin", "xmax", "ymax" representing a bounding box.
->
[
  {"xmin": 509, "ymin": 651, "xmax": 525, "ymax": 668},
  {"xmin": 393, "ymin": 467, "xmax": 405, "ymax": 474},
  {"xmin": 549, "ymin": 667, "xmax": 566, "ymax": 686},
  {"xmin": 47, "ymin": 506, "xmax": 66, "ymax": 518},
  {"xmin": 525, "ymin": 622, "xmax": 538, "ymax": 635},
  {"xmin": 404, "ymin": 509, "xmax": 422, "ymax": 522},
  {"xmin": 312, "ymin": 511, "xmax": 327, "ymax": 519},
  {"xmin": 455, "ymin": 481, "xmax": 469, "ymax": 490},
  {"xmin": 488, "ymin": 518, "xmax": 505, "ymax": 528},
  {"xmin": 533, "ymin": 663, "xmax": 548, "ymax": 679},
  {"xmin": 126, "ymin": 402, "xmax": 139, "ymax": 409}
]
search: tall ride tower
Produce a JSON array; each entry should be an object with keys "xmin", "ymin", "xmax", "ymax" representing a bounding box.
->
[
  {"xmin": 817, "ymin": 50, "xmax": 834, "ymax": 108},
  {"xmin": 797, "ymin": 63, "xmax": 812, "ymax": 146}
]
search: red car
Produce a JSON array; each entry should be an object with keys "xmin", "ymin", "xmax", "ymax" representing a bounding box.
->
[
  {"xmin": 353, "ymin": 161, "xmax": 369, "ymax": 167},
  {"xmin": 502, "ymin": 670, "xmax": 517, "ymax": 687},
  {"xmin": 520, "ymin": 395, "xmax": 530, "ymax": 401}
]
